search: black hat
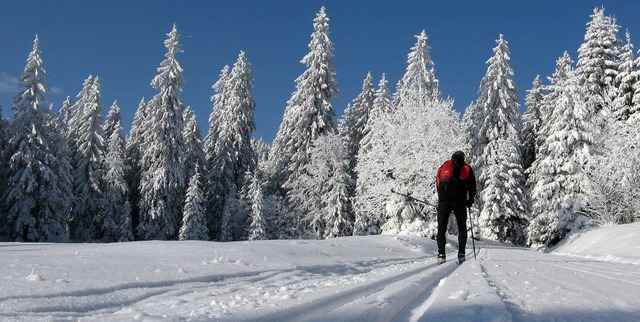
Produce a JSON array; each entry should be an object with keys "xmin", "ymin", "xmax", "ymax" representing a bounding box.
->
[{"xmin": 452, "ymin": 151, "xmax": 465, "ymax": 166}]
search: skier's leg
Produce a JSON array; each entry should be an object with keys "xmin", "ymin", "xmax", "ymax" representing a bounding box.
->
[
  {"xmin": 436, "ymin": 202, "xmax": 451, "ymax": 256},
  {"xmin": 453, "ymin": 203, "xmax": 468, "ymax": 256}
]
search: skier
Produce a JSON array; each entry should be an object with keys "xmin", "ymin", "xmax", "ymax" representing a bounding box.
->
[{"xmin": 435, "ymin": 151, "xmax": 476, "ymax": 264}]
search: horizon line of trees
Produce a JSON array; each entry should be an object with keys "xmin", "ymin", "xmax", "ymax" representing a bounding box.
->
[{"xmin": 1, "ymin": 6, "xmax": 638, "ymax": 249}]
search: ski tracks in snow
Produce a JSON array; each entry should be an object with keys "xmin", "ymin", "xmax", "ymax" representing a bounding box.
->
[{"xmin": 3, "ymin": 241, "xmax": 640, "ymax": 321}]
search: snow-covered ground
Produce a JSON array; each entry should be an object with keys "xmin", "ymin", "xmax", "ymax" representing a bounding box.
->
[{"xmin": 1, "ymin": 223, "xmax": 639, "ymax": 321}]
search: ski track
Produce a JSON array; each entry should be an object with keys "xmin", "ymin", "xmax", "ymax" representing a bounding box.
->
[
  {"xmin": 3, "ymin": 243, "xmax": 640, "ymax": 321},
  {"xmin": 479, "ymin": 248, "xmax": 640, "ymax": 321},
  {"xmin": 0, "ymin": 254, "xmax": 444, "ymax": 321}
]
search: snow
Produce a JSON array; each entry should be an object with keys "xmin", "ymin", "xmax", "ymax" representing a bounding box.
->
[{"xmin": 1, "ymin": 223, "xmax": 639, "ymax": 321}]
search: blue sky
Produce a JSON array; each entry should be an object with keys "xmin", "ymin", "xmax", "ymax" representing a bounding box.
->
[{"xmin": 1, "ymin": 1, "xmax": 639, "ymax": 143}]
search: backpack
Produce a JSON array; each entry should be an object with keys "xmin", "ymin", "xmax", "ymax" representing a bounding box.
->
[{"xmin": 436, "ymin": 160, "xmax": 470, "ymax": 189}]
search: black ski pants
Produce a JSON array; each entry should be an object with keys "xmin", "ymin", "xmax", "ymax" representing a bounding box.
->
[{"xmin": 436, "ymin": 201, "xmax": 467, "ymax": 255}]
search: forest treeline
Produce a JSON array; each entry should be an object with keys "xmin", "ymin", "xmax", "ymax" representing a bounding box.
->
[{"xmin": 1, "ymin": 7, "xmax": 638, "ymax": 249}]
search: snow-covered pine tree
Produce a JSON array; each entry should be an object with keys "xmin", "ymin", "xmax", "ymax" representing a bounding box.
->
[
  {"xmin": 287, "ymin": 134, "xmax": 352, "ymax": 239},
  {"xmin": 67, "ymin": 76, "xmax": 108, "ymax": 242},
  {"xmin": 528, "ymin": 52, "xmax": 596, "ymax": 247},
  {"xmin": 183, "ymin": 107, "xmax": 205, "ymax": 184},
  {"xmin": 59, "ymin": 96, "xmax": 73, "ymax": 132},
  {"xmin": 204, "ymin": 65, "xmax": 230, "ymax": 239},
  {"xmin": 179, "ymin": 169, "xmax": 209, "ymax": 240},
  {"xmin": 612, "ymin": 30, "xmax": 638, "ymax": 121},
  {"xmin": 358, "ymin": 74, "xmax": 393, "ymax": 155},
  {"xmin": 575, "ymin": 7, "xmax": 621, "ymax": 116},
  {"xmin": 102, "ymin": 104, "xmax": 133, "ymax": 242},
  {"xmin": 0, "ymin": 108, "xmax": 6, "ymax": 239},
  {"xmin": 269, "ymin": 6, "xmax": 338, "ymax": 199},
  {"xmin": 104, "ymin": 100, "xmax": 124, "ymax": 144},
  {"xmin": 4, "ymin": 35, "xmax": 72, "ymax": 242},
  {"xmin": 522, "ymin": 75, "xmax": 545, "ymax": 171},
  {"xmin": 206, "ymin": 51, "xmax": 257, "ymax": 241},
  {"xmin": 338, "ymin": 72, "xmax": 375, "ymax": 211},
  {"xmin": 393, "ymin": 30, "xmax": 440, "ymax": 107},
  {"xmin": 353, "ymin": 74, "xmax": 393, "ymax": 235},
  {"xmin": 247, "ymin": 170, "xmax": 267, "ymax": 241},
  {"xmin": 137, "ymin": 24, "xmax": 188, "ymax": 240},
  {"xmin": 125, "ymin": 97, "xmax": 148, "ymax": 237},
  {"xmin": 473, "ymin": 35, "xmax": 527, "ymax": 244}
]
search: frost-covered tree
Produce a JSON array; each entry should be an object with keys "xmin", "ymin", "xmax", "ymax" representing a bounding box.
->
[
  {"xmin": 206, "ymin": 51, "xmax": 257, "ymax": 241},
  {"xmin": 353, "ymin": 74, "xmax": 395, "ymax": 235},
  {"xmin": 270, "ymin": 6, "xmax": 338, "ymax": 193},
  {"xmin": 247, "ymin": 170, "xmax": 267, "ymax": 241},
  {"xmin": 354, "ymin": 36, "xmax": 460, "ymax": 237},
  {"xmin": 472, "ymin": 35, "xmax": 527, "ymax": 243},
  {"xmin": 67, "ymin": 76, "xmax": 108, "ymax": 242},
  {"xmin": 3, "ymin": 36, "xmax": 72, "ymax": 242},
  {"xmin": 137, "ymin": 24, "xmax": 188, "ymax": 240},
  {"xmin": 393, "ymin": 30, "xmax": 440, "ymax": 107},
  {"xmin": 528, "ymin": 53, "xmax": 596, "ymax": 247},
  {"xmin": 612, "ymin": 30, "xmax": 638, "ymax": 121},
  {"xmin": 59, "ymin": 96, "xmax": 73, "ymax": 132},
  {"xmin": 0, "ymin": 108, "xmax": 7, "ymax": 239},
  {"xmin": 358, "ymin": 74, "xmax": 393, "ymax": 155},
  {"xmin": 204, "ymin": 65, "xmax": 229, "ymax": 238},
  {"xmin": 179, "ymin": 169, "xmax": 209, "ymax": 241},
  {"xmin": 588, "ymin": 112, "xmax": 640, "ymax": 226},
  {"xmin": 102, "ymin": 104, "xmax": 133, "ymax": 242},
  {"xmin": 104, "ymin": 100, "xmax": 124, "ymax": 144},
  {"xmin": 522, "ymin": 75, "xmax": 545, "ymax": 171},
  {"xmin": 183, "ymin": 107, "xmax": 205, "ymax": 183},
  {"xmin": 287, "ymin": 134, "xmax": 352, "ymax": 239},
  {"xmin": 575, "ymin": 7, "xmax": 621, "ymax": 116},
  {"xmin": 125, "ymin": 97, "xmax": 147, "ymax": 236},
  {"xmin": 338, "ymin": 73, "xmax": 374, "ymax": 197}
]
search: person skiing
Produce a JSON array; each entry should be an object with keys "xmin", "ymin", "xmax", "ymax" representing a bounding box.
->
[{"xmin": 435, "ymin": 151, "xmax": 476, "ymax": 264}]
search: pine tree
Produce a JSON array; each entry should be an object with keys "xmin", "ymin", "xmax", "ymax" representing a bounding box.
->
[
  {"xmin": 179, "ymin": 169, "xmax": 209, "ymax": 240},
  {"xmin": 104, "ymin": 100, "xmax": 124, "ymax": 144},
  {"xmin": 204, "ymin": 65, "xmax": 230, "ymax": 239},
  {"xmin": 522, "ymin": 76, "xmax": 545, "ymax": 171},
  {"xmin": 575, "ymin": 7, "xmax": 621, "ymax": 116},
  {"xmin": 338, "ymin": 73, "xmax": 375, "ymax": 204},
  {"xmin": 137, "ymin": 24, "xmax": 188, "ymax": 240},
  {"xmin": 183, "ymin": 107, "xmax": 205, "ymax": 183},
  {"xmin": 125, "ymin": 97, "xmax": 148, "ymax": 237},
  {"xmin": 393, "ymin": 30, "xmax": 440, "ymax": 107},
  {"xmin": 288, "ymin": 134, "xmax": 352, "ymax": 239},
  {"xmin": 270, "ymin": 6, "xmax": 338, "ymax": 197},
  {"xmin": 102, "ymin": 104, "xmax": 133, "ymax": 242},
  {"xmin": 247, "ymin": 170, "xmax": 267, "ymax": 241},
  {"xmin": 59, "ymin": 96, "xmax": 73, "ymax": 132},
  {"xmin": 353, "ymin": 74, "xmax": 393, "ymax": 235},
  {"xmin": 67, "ymin": 76, "xmax": 108, "ymax": 241},
  {"xmin": 612, "ymin": 30, "xmax": 638, "ymax": 121},
  {"xmin": 206, "ymin": 51, "xmax": 257, "ymax": 241},
  {"xmin": 528, "ymin": 53, "xmax": 596, "ymax": 247},
  {"xmin": 4, "ymin": 35, "xmax": 72, "ymax": 242},
  {"xmin": 0, "ymin": 108, "xmax": 7, "ymax": 240},
  {"xmin": 473, "ymin": 35, "xmax": 527, "ymax": 243}
]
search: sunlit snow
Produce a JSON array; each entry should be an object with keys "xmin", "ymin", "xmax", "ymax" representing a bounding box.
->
[{"xmin": 1, "ymin": 223, "xmax": 639, "ymax": 321}]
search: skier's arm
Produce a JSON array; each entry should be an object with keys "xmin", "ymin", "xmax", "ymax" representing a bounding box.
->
[{"xmin": 467, "ymin": 167, "xmax": 477, "ymax": 202}]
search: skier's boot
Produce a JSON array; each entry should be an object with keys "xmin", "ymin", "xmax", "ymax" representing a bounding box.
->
[
  {"xmin": 437, "ymin": 253, "xmax": 446, "ymax": 264},
  {"xmin": 457, "ymin": 253, "xmax": 466, "ymax": 264}
]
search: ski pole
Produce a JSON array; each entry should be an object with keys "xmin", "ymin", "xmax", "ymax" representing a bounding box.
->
[
  {"xmin": 467, "ymin": 206, "xmax": 477, "ymax": 260},
  {"xmin": 390, "ymin": 189, "xmax": 437, "ymax": 208}
]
